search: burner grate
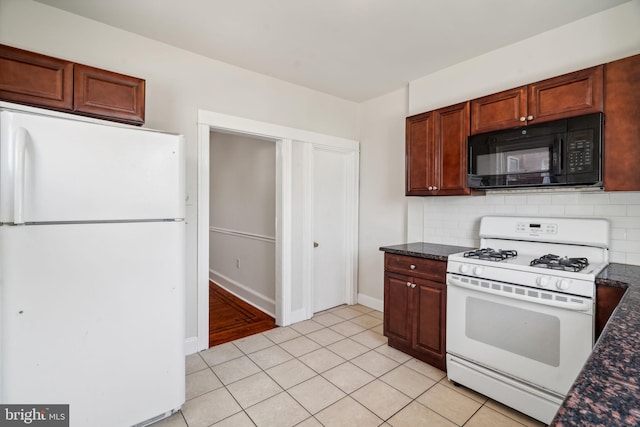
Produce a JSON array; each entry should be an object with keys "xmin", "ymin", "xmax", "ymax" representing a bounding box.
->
[
  {"xmin": 463, "ymin": 248, "xmax": 518, "ymax": 261},
  {"xmin": 530, "ymin": 254, "xmax": 589, "ymax": 272}
]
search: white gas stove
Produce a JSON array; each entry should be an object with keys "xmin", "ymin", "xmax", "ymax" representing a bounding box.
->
[
  {"xmin": 446, "ymin": 216, "xmax": 609, "ymax": 424},
  {"xmin": 447, "ymin": 216, "xmax": 609, "ymax": 297}
]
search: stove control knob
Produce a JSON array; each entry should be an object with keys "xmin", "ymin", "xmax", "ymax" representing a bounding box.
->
[
  {"xmin": 459, "ymin": 264, "xmax": 469, "ymax": 274},
  {"xmin": 536, "ymin": 276, "xmax": 550, "ymax": 287},
  {"xmin": 556, "ymin": 280, "xmax": 570, "ymax": 290},
  {"xmin": 473, "ymin": 266, "xmax": 484, "ymax": 275}
]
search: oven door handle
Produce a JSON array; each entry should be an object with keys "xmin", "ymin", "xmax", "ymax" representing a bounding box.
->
[{"xmin": 446, "ymin": 276, "xmax": 591, "ymax": 312}]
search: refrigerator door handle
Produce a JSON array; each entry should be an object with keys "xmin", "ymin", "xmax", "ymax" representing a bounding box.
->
[{"xmin": 13, "ymin": 127, "xmax": 27, "ymax": 224}]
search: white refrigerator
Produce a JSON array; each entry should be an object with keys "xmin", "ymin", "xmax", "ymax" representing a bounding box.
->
[{"xmin": 0, "ymin": 103, "xmax": 186, "ymax": 426}]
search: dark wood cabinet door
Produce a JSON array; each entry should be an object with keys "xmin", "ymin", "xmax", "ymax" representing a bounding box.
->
[
  {"xmin": 434, "ymin": 102, "xmax": 471, "ymax": 195},
  {"xmin": 604, "ymin": 54, "xmax": 640, "ymax": 191},
  {"xmin": 411, "ymin": 277, "xmax": 446, "ymax": 370},
  {"xmin": 406, "ymin": 111, "xmax": 434, "ymax": 195},
  {"xmin": 383, "ymin": 272, "xmax": 412, "ymax": 346},
  {"xmin": 528, "ymin": 65, "xmax": 603, "ymax": 124},
  {"xmin": 74, "ymin": 64, "xmax": 145, "ymax": 125},
  {"xmin": 470, "ymin": 86, "xmax": 527, "ymax": 135},
  {"xmin": 0, "ymin": 44, "xmax": 73, "ymax": 110},
  {"xmin": 595, "ymin": 284, "xmax": 626, "ymax": 340},
  {"xmin": 406, "ymin": 103, "xmax": 472, "ymax": 196}
]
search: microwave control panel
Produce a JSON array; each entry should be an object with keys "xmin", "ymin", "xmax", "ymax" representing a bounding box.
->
[{"xmin": 566, "ymin": 129, "xmax": 594, "ymax": 173}]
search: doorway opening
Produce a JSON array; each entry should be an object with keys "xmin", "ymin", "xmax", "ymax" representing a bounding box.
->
[
  {"xmin": 208, "ymin": 130, "xmax": 277, "ymax": 346},
  {"xmin": 196, "ymin": 109, "xmax": 359, "ymax": 352}
]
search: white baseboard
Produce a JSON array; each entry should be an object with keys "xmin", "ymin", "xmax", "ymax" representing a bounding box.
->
[
  {"xmin": 210, "ymin": 270, "xmax": 276, "ymax": 318},
  {"xmin": 357, "ymin": 293, "xmax": 383, "ymax": 313},
  {"xmin": 184, "ymin": 336, "xmax": 200, "ymax": 355},
  {"xmin": 288, "ymin": 308, "xmax": 309, "ymax": 325}
]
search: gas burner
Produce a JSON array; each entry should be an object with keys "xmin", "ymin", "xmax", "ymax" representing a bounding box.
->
[
  {"xmin": 530, "ymin": 254, "xmax": 589, "ymax": 272},
  {"xmin": 464, "ymin": 248, "xmax": 518, "ymax": 261}
]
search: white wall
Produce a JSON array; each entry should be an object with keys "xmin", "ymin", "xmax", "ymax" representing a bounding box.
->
[
  {"xmin": 209, "ymin": 132, "xmax": 276, "ymax": 315},
  {"xmin": 0, "ymin": 0, "xmax": 359, "ymax": 340},
  {"xmin": 408, "ymin": 0, "xmax": 640, "ymax": 114},
  {"xmin": 356, "ymin": 87, "xmax": 408, "ymax": 310}
]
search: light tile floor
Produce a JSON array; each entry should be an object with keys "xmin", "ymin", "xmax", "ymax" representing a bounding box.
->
[{"xmin": 155, "ymin": 305, "xmax": 546, "ymax": 427}]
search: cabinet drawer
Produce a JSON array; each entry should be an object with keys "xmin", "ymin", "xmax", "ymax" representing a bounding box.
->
[{"xmin": 384, "ymin": 254, "xmax": 446, "ymax": 281}]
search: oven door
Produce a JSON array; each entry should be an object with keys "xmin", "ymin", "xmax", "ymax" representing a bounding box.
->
[{"xmin": 446, "ymin": 274, "xmax": 593, "ymax": 396}]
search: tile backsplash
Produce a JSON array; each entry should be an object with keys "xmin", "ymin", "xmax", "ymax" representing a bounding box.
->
[{"xmin": 417, "ymin": 190, "xmax": 640, "ymax": 266}]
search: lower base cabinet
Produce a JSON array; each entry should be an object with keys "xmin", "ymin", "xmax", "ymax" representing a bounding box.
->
[
  {"xmin": 383, "ymin": 254, "xmax": 447, "ymax": 371},
  {"xmin": 595, "ymin": 284, "xmax": 625, "ymax": 340}
]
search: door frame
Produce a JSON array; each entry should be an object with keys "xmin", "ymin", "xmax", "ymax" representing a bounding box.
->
[{"xmin": 196, "ymin": 109, "xmax": 359, "ymax": 351}]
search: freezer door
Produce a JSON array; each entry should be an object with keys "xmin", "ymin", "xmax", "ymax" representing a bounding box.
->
[
  {"xmin": 0, "ymin": 222, "xmax": 185, "ymax": 426},
  {"xmin": 0, "ymin": 110, "xmax": 184, "ymax": 223}
]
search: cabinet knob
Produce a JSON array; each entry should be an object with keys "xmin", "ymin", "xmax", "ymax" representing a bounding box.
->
[
  {"xmin": 527, "ymin": 115, "xmax": 533, "ymax": 120},
  {"xmin": 411, "ymin": 283, "xmax": 417, "ymax": 288},
  {"xmin": 433, "ymin": 186, "xmax": 438, "ymax": 191},
  {"xmin": 406, "ymin": 282, "xmax": 412, "ymax": 287},
  {"xmin": 519, "ymin": 116, "xmax": 526, "ymax": 122},
  {"xmin": 428, "ymin": 186, "xmax": 433, "ymax": 190},
  {"xmin": 410, "ymin": 264, "xmax": 416, "ymax": 270}
]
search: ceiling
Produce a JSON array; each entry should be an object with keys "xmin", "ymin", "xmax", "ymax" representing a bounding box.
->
[{"xmin": 35, "ymin": 0, "xmax": 630, "ymax": 102}]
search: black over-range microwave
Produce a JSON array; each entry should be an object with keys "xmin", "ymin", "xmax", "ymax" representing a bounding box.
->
[{"xmin": 467, "ymin": 113, "xmax": 603, "ymax": 189}]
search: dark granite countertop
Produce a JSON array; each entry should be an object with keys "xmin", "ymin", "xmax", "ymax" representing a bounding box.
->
[
  {"xmin": 379, "ymin": 243, "xmax": 640, "ymax": 426},
  {"xmin": 379, "ymin": 242, "xmax": 473, "ymax": 261},
  {"xmin": 552, "ymin": 262, "xmax": 640, "ymax": 426}
]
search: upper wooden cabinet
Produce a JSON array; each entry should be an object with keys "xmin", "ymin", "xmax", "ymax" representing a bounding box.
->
[
  {"xmin": 603, "ymin": 54, "xmax": 640, "ymax": 191},
  {"xmin": 406, "ymin": 101, "xmax": 471, "ymax": 196},
  {"xmin": 74, "ymin": 64, "xmax": 145, "ymax": 124},
  {"xmin": 471, "ymin": 66, "xmax": 604, "ymax": 134},
  {"xmin": 0, "ymin": 44, "xmax": 145, "ymax": 125},
  {"xmin": 0, "ymin": 44, "xmax": 73, "ymax": 110}
]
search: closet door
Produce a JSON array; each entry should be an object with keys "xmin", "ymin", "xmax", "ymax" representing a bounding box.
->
[{"xmin": 312, "ymin": 147, "xmax": 351, "ymax": 312}]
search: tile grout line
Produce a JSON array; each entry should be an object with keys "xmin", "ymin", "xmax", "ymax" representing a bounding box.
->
[{"xmin": 181, "ymin": 306, "xmax": 543, "ymax": 427}]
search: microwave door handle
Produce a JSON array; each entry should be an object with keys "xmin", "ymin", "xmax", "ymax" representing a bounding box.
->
[{"xmin": 557, "ymin": 137, "xmax": 563, "ymax": 172}]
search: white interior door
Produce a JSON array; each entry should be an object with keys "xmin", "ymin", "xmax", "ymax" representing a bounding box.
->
[{"xmin": 313, "ymin": 147, "xmax": 349, "ymax": 312}]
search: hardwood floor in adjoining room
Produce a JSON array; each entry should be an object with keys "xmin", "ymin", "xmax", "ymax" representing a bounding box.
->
[{"xmin": 209, "ymin": 281, "xmax": 276, "ymax": 347}]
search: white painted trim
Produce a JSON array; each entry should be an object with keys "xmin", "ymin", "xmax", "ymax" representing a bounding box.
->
[
  {"xmin": 209, "ymin": 226, "xmax": 276, "ymax": 244},
  {"xmin": 210, "ymin": 270, "xmax": 276, "ymax": 318},
  {"xmin": 357, "ymin": 293, "xmax": 384, "ymax": 313},
  {"xmin": 346, "ymin": 150, "xmax": 360, "ymax": 305},
  {"xmin": 198, "ymin": 110, "xmax": 359, "ymax": 152},
  {"xmin": 276, "ymin": 139, "xmax": 293, "ymax": 326},
  {"xmin": 302, "ymin": 142, "xmax": 314, "ymax": 320},
  {"xmin": 289, "ymin": 308, "xmax": 308, "ymax": 325},
  {"xmin": 184, "ymin": 337, "xmax": 200, "ymax": 356},
  {"xmin": 196, "ymin": 123, "xmax": 210, "ymax": 352}
]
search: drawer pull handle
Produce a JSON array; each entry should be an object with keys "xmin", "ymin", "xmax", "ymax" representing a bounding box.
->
[{"xmin": 410, "ymin": 264, "xmax": 416, "ymax": 270}]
